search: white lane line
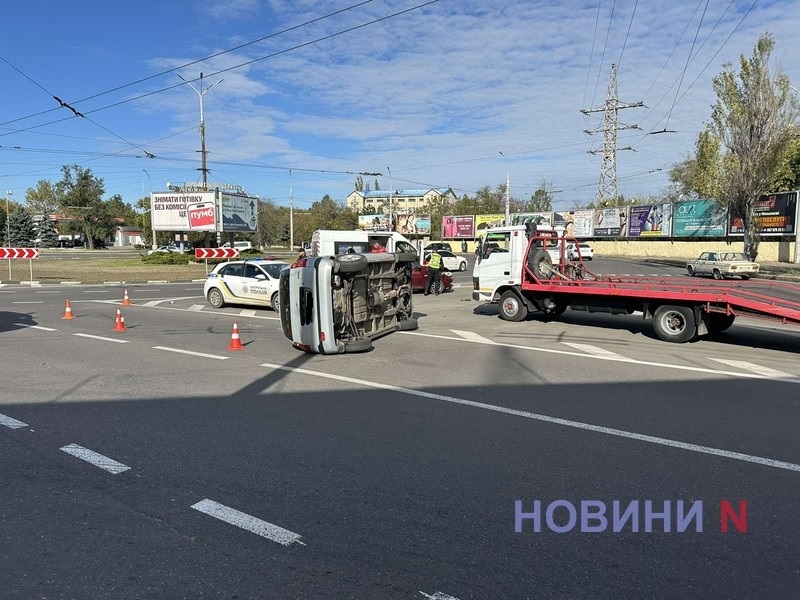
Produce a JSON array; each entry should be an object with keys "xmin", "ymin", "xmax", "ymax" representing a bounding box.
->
[
  {"xmin": 404, "ymin": 331, "xmax": 800, "ymax": 384},
  {"xmin": 420, "ymin": 593, "xmax": 460, "ymax": 600},
  {"xmin": 239, "ymin": 309, "xmax": 257, "ymax": 317},
  {"xmin": 60, "ymin": 443, "xmax": 130, "ymax": 474},
  {"xmin": 73, "ymin": 333, "xmax": 129, "ymax": 344},
  {"xmin": 260, "ymin": 362, "xmax": 800, "ymax": 474},
  {"xmin": 188, "ymin": 304, "xmax": 205, "ymax": 311},
  {"xmin": 35, "ymin": 290, "xmax": 60, "ymax": 294},
  {"xmin": 14, "ymin": 323, "xmax": 58, "ymax": 331},
  {"xmin": 153, "ymin": 346, "xmax": 229, "ymax": 360},
  {"xmin": 12, "ymin": 301, "xmax": 43, "ymax": 304},
  {"xmin": 707, "ymin": 358, "xmax": 800, "ymax": 383},
  {"xmin": 83, "ymin": 290, "xmax": 110, "ymax": 293},
  {"xmin": 142, "ymin": 300, "xmax": 162, "ymax": 307},
  {"xmin": 0, "ymin": 413, "xmax": 28, "ymax": 429},
  {"xmin": 450, "ymin": 329, "xmax": 496, "ymax": 344},
  {"xmin": 191, "ymin": 498, "xmax": 305, "ymax": 546},
  {"xmin": 562, "ymin": 342, "xmax": 631, "ymax": 361}
]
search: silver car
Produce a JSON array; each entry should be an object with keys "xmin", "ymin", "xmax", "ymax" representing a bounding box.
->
[
  {"xmin": 686, "ymin": 251, "xmax": 760, "ymax": 280},
  {"xmin": 279, "ymin": 253, "xmax": 417, "ymax": 354}
]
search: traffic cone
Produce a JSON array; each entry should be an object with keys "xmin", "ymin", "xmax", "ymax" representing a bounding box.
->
[
  {"xmin": 112, "ymin": 308, "xmax": 127, "ymax": 332},
  {"xmin": 121, "ymin": 289, "xmax": 133, "ymax": 306},
  {"xmin": 61, "ymin": 299, "xmax": 75, "ymax": 320},
  {"xmin": 227, "ymin": 320, "xmax": 245, "ymax": 351}
]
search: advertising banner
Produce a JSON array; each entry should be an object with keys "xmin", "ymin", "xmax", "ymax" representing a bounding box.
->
[
  {"xmin": 442, "ymin": 215, "xmax": 475, "ymax": 239},
  {"xmin": 396, "ymin": 213, "xmax": 431, "ymax": 235},
  {"xmin": 571, "ymin": 210, "xmax": 595, "ymax": 238},
  {"xmin": 152, "ymin": 192, "xmax": 216, "ymax": 231},
  {"xmin": 593, "ymin": 207, "xmax": 628, "ymax": 237},
  {"xmin": 358, "ymin": 214, "xmax": 390, "ymax": 231},
  {"xmin": 510, "ymin": 212, "xmax": 552, "ymax": 227},
  {"xmin": 628, "ymin": 203, "xmax": 673, "ymax": 237},
  {"xmin": 673, "ymin": 199, "xmax": 727, "ymax": 237},
  {"xmin": 220, "ymin": 193, "xmax": 259, "ymax": 233},
  {"xmin": 728, "ymin": 191, "xmax": 797, "ymax": 236},
  {"xmin": 475, "ymin": 214, "xmax": 506, "ymax": 233}
]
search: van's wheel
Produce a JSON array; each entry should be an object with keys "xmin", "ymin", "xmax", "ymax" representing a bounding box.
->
[
  {"xmin": 527, "ymin": 249, "xmax": 553, "ymax": 280},
  {"xmin": 712, "ymin": 269, "xmax": 723, "ymax": 280},
  {"xmin": 652, "ymin": 305, "xmax": 697, "ymax": 343},
  {"xmin": 686, "ymin": 265, "xmax": 695, "ymax": 277},
  {"xmin": 343, "ymin": 338, "xmax": 373, "ymax": 353},
  {"xmin": 499, "ymin": 290, "xmax": 528, "ymax": 322},
  {"xmin": 335, "ymin": 254, "xmax": 368, "ymax": 273},
  {"xmin": 398, "ymin": 318, "xmax": 419, "ymax": 331},
  {"xmin": 207, "ymin": 288, "xmax": 226, "ymax": 309},
  {"xmin": 706, "ymin": 313, "xmax": 735, "ymax": 335},
  {"xmin": 270, "ymin": 291, "xmax": 280, "ymax": 311}
]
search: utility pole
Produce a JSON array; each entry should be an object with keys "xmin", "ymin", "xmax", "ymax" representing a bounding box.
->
[
  {"xmin": 499, "ymin": 151, "xmax": 510, "ymax": 224},
  {"xmin": 387, "ymin": 166, "xmax": 393, "ymax": 231},
  {"xmin": 289, "ymin": 169, "xmax": 294, "ymax": 251},
  {"xmin": 581, "ymin": 64, "xmax": 643, "ymax": 205},
  {"xmin": 178, "ymin": 72, "xmax": 223, "ymax": 191}
]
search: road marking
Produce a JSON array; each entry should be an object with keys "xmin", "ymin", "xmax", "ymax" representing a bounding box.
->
[
  {"xmin": 191, "ymin": 498, "xmax": 305, "ymax": 546},
  {"xmin": 707, "ymin": 358, "xmax": 800, "ymax": 383},
  {"xmin": 450, "ymin": 329, "xmax": 496, "ymax": 344},
  {"xmin": 260, "ymin": 362, "xmax": 800, "ymax": 473},
  {"xmin": 83, "ymin": 289, "xmax": 109, "ymax": 293},
  {"xmin": 142, "ymin": 300, "xmax": 162, "ymax": 307},
  {"xmin": 14, "ymin": 323, "xmax": 58, "ymax": 331},
  {"xmin": 0, "ymin": 413, "xmax": 28, "ymax": 429},
  {"xmin": 73, "ymin": 333, "xmax": 130, "ymax": 344},
  {"xmin": 404, "ymin": 331, "xmax": 800, "ymax": 384},
  {"xmin": 420, "ymin": 593, "xmax": 460, "ymax": 600},
  {"xmin": 60, "ymin": 443, "xmax": 130, "ymax": 474},
  {"xmin": 239, "ymin": 309, "xmax": 257, "ymax": 317},
  {"xmin": 35, "ymin": 290, "xmax": 60, "ymax": 294},
  {"xmin": 562, "ymin": 342, "xmax": 631, "ymax": 361},
  {"xmin": 188, "ymin": 304, "xmax": 205, "ymax": 311},
  {"xmin": 153, "ymin": 346, "xmax": 229, "ymax": 360},
  {"xmin": 12, "ymin": 301, "xmax": 43, "ymax": 304}
]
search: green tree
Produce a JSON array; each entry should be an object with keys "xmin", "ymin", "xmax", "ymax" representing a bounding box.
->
[
  {"xmin": 8, "ymin": 207, "xmax": 36, "ymax": 247},
  {"xmin": 35, "ymin": 215, "xmax": 59, "ymax": 248},
  {"xmin": 709, "ymin": 34, "xmax": 800, "ymax": 260},
  {"xmin": 56, "ymin": 165, "xmax": 109, "ymax": 249},
  {"xmin": 307, "ymin": 195, "xmax": 357, "ymax": 231},
  {"xmin": 25, "ymin": 180, "xmax": 60, "ymax": 216},
  {"xmin": 526, "ymin": 178, "xmax": 555, "ymax": 212}
]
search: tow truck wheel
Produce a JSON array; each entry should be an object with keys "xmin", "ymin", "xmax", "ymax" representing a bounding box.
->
[
  {"xmin": 499, "ymin": 290, "xmax": 528, "ymax": 322},
  {"xmin": 652, "ymin": 305, "xmax": 697, "ymax": 343},
  {"xmin": 706, "ymin": 313, "xmax": 735, "ymax": 335}
]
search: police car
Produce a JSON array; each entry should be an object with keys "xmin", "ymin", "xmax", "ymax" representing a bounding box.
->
[{"xmin": 204, "ymin": 259, "xmax": 290, "ymax": 311}]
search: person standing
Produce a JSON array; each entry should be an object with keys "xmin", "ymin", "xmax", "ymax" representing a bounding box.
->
[
  {"xmin": 461, "ymin": 239, "xmax": 468, "ymax": 253},
  {"xmin": 425, "ymin": 249, "xmax": 443, "ymax": 295}
]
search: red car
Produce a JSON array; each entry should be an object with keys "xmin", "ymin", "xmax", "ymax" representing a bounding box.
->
[{"xmin": 411, "ymin": 263, "xmax": 453, "ymax": 293}]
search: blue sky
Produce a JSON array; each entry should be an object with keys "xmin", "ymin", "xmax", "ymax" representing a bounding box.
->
[{"xmin": 1, "ymin": 0, "xmax": 798, "ymax": 212}]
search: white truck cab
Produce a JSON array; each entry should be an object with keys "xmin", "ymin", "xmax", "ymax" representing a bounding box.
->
[
  {"xmin": 310, "ymin": 230, "xmax": 417, "ymax": 257},
  {"xmin": 472, "ymin": 224, "xmax": 566, "ymax": 303}
]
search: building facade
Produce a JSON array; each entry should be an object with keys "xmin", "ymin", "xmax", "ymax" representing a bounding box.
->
[{"xmin": 347, "ymin": 187, "xmax": 457, "ymax": 213}]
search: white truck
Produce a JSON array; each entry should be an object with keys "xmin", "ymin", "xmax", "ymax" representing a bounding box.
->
[{"xmin": 310, "ymin": 230, "xmax": 417, "ymax": 257}]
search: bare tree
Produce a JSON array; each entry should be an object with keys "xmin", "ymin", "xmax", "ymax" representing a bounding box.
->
[{"xmin": 710, "ymin": 33, "xmax": 800, "ymax": 260}]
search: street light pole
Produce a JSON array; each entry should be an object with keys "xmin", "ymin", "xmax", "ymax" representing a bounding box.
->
[
  {"xmin": 5, "ymin": 190, "xmax": 11, "ymax": 247},
  {"xmin": 289, "ymin": 169, "xmax": 294, "ymax": 251},
  {"xmin": 791, "ymin": 86, "xmax": 800, "ymax": 264},
  {"xmin": 178, "ymin": 72, "xmax": 223, "ymax": 191},
  {"xmin": 143, "ymin": 169, "xmax": 157, "ymax": 250},
  {"xmin": 386, "ymin": 166, "xmax": 393, "ymax": 231},
  {"xmin": 499, "ymin": 151, "xmax": 510, "ymax": 225}
]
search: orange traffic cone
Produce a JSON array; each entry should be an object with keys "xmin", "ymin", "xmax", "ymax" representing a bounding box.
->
[
  {"xmin": 61, "ymin": 299, "xmax": 75, "ymax": 320},
  {"xmin": 112, "ymin": 308, "xmax": 127, "ymax": 332},
  {"xmin": 227, "ymin": 320, "xmax": 245, "ymax": 351},
  {"xmin": 121, "ymin": 289, "xmax": 133, "ymax": 306}
]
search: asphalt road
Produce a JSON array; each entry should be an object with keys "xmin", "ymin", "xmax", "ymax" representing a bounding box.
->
[{"xmin": 1, "ymin": 265, "xmax": 799, "ymax": 599}]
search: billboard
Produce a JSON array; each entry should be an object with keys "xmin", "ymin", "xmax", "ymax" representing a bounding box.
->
[
  {"xmin": 442, "ymin": 215, "xmax": 475, "ymax": 239},
  {"xmin": 152, "ymin": 192, "xmax": 216, "ymax": 231},
  {"xmin": 571, "ymin": 210, "xmax": 595, "ymax": 237},
  {"xmin": 728, "ymin": 191, "xmax": 797, "ymax": 236},
  {"xmin": 220, "ymin": 193, "xmax": 258, "ymax": 233},
  {"xmin": 673, "ymin": 199, "xmax": 727, "ymax": 237},
  {"xmin": 358, "ymin": 214, "xmax": 390, "ymax": 231},
  {"xmin": 475, "ymin": 214, "xmax": 506, "ymax": 232},
  {"xmin": 628, "ymin": 203, "xmax": 673, "ymax": 237},
  {"xmin": 396, "ymin": 213, "xmax": 431, "ymax": 235},
  {"xmin": 593, "ymin": 207, "xmax": 628, "ymax": 237},
  {"xmin": 509, "ymin": 212, "xmax": 552, "ymax": 227}
]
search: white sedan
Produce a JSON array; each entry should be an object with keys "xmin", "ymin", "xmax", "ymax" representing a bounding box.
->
[{"xmin": 424, "ymin": 250, "xmax": 467, "ymax": 271}]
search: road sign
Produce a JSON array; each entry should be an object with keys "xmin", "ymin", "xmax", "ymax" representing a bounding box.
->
[
  {"xmin": 194, "ymin": 248, "xmax": 239, "ymax": 259},
  {"xmin": 0, "ymin": 248, "xmax": 40, "ymax": 259}
]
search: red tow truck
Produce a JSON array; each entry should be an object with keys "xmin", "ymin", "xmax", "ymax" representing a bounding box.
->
[{"xmin": 472, "ymin": 225, "xmax": 800, "ymax": 343}]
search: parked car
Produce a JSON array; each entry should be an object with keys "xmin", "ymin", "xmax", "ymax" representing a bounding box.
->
[
  {"xmin": 687, "ymin": 251, "xmax": 759, "ymax": 280},
  {"xmin": 423, "ymin": 242, "xmax": 452, "ymax": 253},
  {"xmin": 221, "ymin": 241, "xmax": 254, "ymax": 251},
  {"xmin": 423, "ymin": 249, "xmax": 468, "ymax": 272},
  {"xmin": 204, "ymin": 259, "xmax": 290, "ymax": 311},
  {"xmin": 566, "ymin": 243, "xmax": 594, "ymax": 261},
  {"xmin": 279, "ymin": 252, "xmax": 417, "ymax": 354},
  {"xmin": 410, "ymin": 262, "xmax": 453, "ymax": 294}
]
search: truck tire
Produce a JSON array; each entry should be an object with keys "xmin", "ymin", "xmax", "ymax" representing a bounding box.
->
[
  {"xmin": 499, "ymin": 290, "xmax": 528, "ymax": 322},
  {"xmin": 706, "ymin": 313, "xmax": 735, "ymax": 335},
  {"xmin": 343, "ymin": 337, "xmax": 373, "ymax": 353},
  {"xmin": 652, "ymin": 305, "xmax": 697, "ymax": 343},
  {"xmin": 335, "ymin": 254, "xmax": 368, "ymax": 273},
  {"xmin": 527, "ymin": 249, "xmax": 553, "ymax": 280}
]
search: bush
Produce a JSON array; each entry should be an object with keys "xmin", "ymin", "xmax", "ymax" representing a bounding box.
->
[{"xmin": 142, "ymin": 252, "xmax": 191, "ymax": 265}]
